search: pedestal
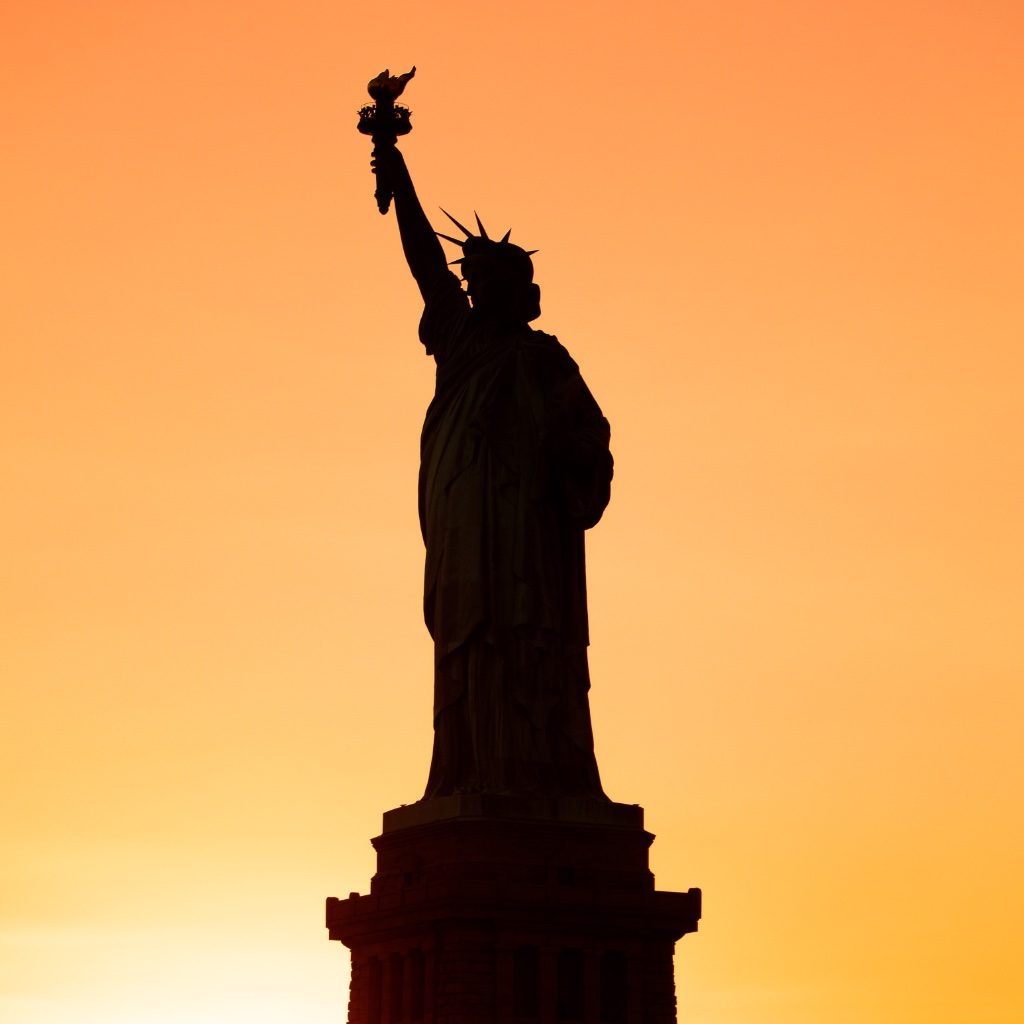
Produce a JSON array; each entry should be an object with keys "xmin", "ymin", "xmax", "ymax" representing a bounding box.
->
[{"xmin": 326, "ymin": 796, "xmax": 700, "ymax": 1024}]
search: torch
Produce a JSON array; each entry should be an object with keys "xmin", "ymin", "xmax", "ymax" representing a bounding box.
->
[{"xmin": 357, "ymin": 67, "xmax": 416, "ymax": 214}]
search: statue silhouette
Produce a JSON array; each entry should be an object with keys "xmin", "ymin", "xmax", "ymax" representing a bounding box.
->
[{"xmin": 371, "ymin": 139, "xmax": 613, "ymax": 799}]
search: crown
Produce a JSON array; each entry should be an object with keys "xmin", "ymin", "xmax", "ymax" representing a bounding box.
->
[{"xmin": 436, "ymin": 209, "xmax": 538, "ymax": 269}]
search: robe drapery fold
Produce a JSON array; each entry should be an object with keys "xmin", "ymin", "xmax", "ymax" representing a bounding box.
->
[{"xmin": 417, "ymin": 272, "xmax": 612, "ymax": 797}]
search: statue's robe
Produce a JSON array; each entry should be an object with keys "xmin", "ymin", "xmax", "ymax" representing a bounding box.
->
[{"xmin": 418, "ymin": 272, "xmax": 612, "ymax": 797}]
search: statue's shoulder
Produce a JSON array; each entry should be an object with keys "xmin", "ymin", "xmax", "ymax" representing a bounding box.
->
[
  {"xmin": 527, "ymin": 328, "xmax": 579, "ymax": 372},
  {"xmin": 419, "ymin": 271, "xmax": 471, "ymax": 359}
]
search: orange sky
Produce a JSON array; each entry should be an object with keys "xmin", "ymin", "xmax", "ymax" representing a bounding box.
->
[{"xmin": 3, "ymin": 2, "xmax": 1023, "ymax": 1022}]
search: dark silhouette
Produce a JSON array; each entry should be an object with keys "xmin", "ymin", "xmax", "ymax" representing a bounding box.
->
[
  {"xmin": 371, "ymin": 129, "xmax": 612, "ymax": 800},
  {"xmin": 329, "ymin": 72, "xmax": 700, "ymax": 1024}
]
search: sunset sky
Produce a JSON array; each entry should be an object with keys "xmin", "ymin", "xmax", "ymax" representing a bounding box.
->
[{"xmin": 3, "ymin": 2, "xmax": 1023, "ymax": 1022}]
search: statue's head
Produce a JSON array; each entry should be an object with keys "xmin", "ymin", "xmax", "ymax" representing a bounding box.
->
[{"xmin": 438, "ymin": 211, "xmax": 541, "ymax": 324}]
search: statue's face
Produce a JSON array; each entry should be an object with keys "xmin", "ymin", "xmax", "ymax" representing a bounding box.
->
[
  {"xmin": 463, "ymin": 252, "xmax": 541, "ymax": 323},
  {"xmin": 466, "ymin": 272, "xmax": 541, "ymax": 323}
]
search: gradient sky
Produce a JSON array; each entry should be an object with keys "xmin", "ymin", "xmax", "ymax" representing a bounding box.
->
[{"xmin": 3, "ymin": 2, "xmax": 1023, "ymax": 1022}]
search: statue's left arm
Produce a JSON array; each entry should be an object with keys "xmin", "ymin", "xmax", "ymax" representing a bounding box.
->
[{"xmin": 547, "ymin": 361, "xmax": 613, "ymax": 530}]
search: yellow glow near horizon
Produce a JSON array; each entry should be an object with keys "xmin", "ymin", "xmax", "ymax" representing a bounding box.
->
[{"xmin": 2, "ymin": 2, "xmax": 1023, "ymax": 1022}]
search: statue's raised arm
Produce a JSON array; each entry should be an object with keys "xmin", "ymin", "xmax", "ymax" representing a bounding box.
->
[{"xmin": 373, "ymin": 143, "xmax": 449, "ymax": 299}]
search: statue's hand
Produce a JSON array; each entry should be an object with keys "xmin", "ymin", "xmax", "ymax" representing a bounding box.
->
[
  {"xmin": 370, "ymin": 142, "xmax": 408, "ymax": 195},
  {"xmin": 371, "ymin": 140, "xmax": 399, "ymax": 171}
]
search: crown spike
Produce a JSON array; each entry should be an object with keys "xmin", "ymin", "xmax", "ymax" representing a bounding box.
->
[
  {"xmin": 474, "ymin": 212, "xmax": 488, "ymax": 239},
  {"xmin": 500, "ymin": 229, "xmax": 512, "ymax": 243},
  {"xmin": 439, "ymin": 208, "xmax": 473, "ymax": 237},
  {"xmin": 526, "ymin": 249, "xmax": 539, "ymax": 256},
  {"xmin": 436, "ymin": 232, "xmax": 465, "ymax": 246}
]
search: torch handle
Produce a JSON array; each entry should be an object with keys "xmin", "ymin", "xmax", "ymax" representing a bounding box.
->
[
  {"xmin": 374, "ymin": 181, "xmax": 392, "ymax": 215},
  {"xmin": 370, "ymin": 110, "xmax": 399, "ymax": 214}
]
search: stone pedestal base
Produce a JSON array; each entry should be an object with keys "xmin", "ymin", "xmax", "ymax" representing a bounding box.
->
[{"xmin": 327, "ymin": 797, "xmax": 700, "ymax": 1024}]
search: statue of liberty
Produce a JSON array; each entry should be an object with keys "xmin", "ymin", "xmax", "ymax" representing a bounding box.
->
[{"xmin": 365, "ymin": 73, "xmax": 613, "ymax": 798}]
